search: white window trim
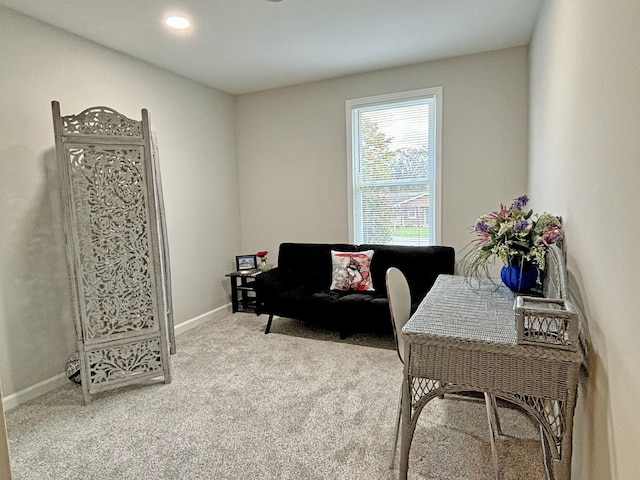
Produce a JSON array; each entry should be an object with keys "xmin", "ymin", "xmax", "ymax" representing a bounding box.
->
[{"xmin": 345, "ymin": 86, "xmax": 443, "ymax": 245}]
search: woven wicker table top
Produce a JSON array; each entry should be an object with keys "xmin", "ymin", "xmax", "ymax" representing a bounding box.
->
[{"xmin": 403, "ymin": 274, "xmax": 518, "ymax": 345}]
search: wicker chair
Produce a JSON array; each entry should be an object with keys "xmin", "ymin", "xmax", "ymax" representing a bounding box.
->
[{"xmin": 385, "ymin": 267, "xmax": 502, "ymax": 478}]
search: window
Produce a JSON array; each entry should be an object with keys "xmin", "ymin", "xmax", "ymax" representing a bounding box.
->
[{"xmin": 346, "ymin": 87, "xmax": 442, "ymax": 246}]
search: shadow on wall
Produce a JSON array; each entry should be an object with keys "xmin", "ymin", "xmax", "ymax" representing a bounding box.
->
[
  {"xmin": 0, "ymin": 146, "xmax": 76, "ymax": 396},
  {"xmin": 566, "ymin": 265, "xmax": 614, "ymax": 480}
]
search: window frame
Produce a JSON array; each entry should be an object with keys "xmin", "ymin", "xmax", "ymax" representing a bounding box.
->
[{"xmin": 345, "ymin": 86, "xmax": 443, "ymax": 246}]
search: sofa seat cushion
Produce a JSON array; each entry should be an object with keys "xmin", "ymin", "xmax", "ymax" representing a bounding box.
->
[
  {"xmin": 335, "ymin": 292, "xmax": 389, "ymax": 325},
  {"xmin": 337, "ymin": 292, "xmax": 380, "ymax": 304},
  {"xmin": 269, "ymin": 286, "xmax": 317, "ymax": 313},
  {"xmin": 313, "ymin": 290, "xmax": 383, "ymax": 305},
  {"xmin": 311, "ymin": 290, "xmax": 341, "ymax": 303},
  {"xmin": 270, "ymin": 287, "xmax": 345, "ymax": 320}
]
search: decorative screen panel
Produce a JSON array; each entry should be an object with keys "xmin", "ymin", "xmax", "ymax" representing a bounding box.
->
[
  {"xmin": 52, "ymin": 102, "xmax": 172, "ymax": 404},
  {"xmin": 66, "ymin": 145, "xmax": 157, "ymax": 341},
  {"xmin": 62, "ymin": 106, "xmax": 142, "ymax": 137},
  {"xmin": 87, "ymin": 338, "xmax": 164, "ymax": 387}
]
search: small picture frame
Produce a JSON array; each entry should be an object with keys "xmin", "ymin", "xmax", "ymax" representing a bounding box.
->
[{"xmin": 236, "ymin": 254, "xmax": 257, "ymax": 271}]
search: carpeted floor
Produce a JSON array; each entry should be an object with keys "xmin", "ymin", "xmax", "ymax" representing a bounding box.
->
[{"xmin": 5, "ymin": 313, "xmax": 544, "ymax": 479}]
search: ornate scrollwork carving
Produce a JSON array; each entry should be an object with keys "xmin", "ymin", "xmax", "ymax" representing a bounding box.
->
[
  {"xmin": 67, "ymin": 146, "xmax": 155, "ymax": 339},
  {"xmin": 62, "ymin": 107, "xmax": 142, "ymax": 137},
  {"xmin": 87, "ymin": 339, "xmax": 163, "ymax": 386}
]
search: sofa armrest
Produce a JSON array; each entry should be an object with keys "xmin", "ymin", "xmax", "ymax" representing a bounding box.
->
[
  {"xmin": 253, "ymin": 267, "xmax": 289, "ymax": 313},
  {"xmin": 254, "ymin": 267, "xmax": 289, "ymax": 289}
]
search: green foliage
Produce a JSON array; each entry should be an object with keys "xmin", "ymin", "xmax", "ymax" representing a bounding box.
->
[
  {"xmin": 391, "ymin": 147, "xmax": 429, "ymax": 179},
  {"xmin": 360, "ymin": 119, "xmax": 394, "ymax": 181},
  {"xmin": 361, "ymin": 186, "xmax": 393, "ymax": 243},
  {"xmin": 392, "ymin": 226, "xmax": 429, "ymax": 237}
]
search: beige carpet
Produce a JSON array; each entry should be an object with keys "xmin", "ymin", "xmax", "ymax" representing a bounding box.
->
[{"xmin": 5, "ymin": 312, "xmax": 544, "ymax": 479}]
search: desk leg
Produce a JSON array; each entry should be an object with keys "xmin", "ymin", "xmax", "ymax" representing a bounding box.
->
[
  {"xmin": 240, "ymin": 277, "xmax": 249, "ymax": 310},
  {"xmin": 550, "ymin": 396, "xmax": 577, "ymax": 480},
  {"xmin": 230, "ymin": 277, "xmax": 238, "ymax": 313},
  {"xmin": 399, "ymin": 364, "xmax": 413, "ymax": 480},
  {"xmin": 536, "ymin": 385, "xmax": 578, "ymax": 480},
  {"xmin": 541, "ymin": 426, "xmax": 570, "ymax": 480},
  {"xmin": 552, "ymin": 460, "xmax": 570, "ymax": 480},
  {"xmin": 399, "ymin": 424, "xmax": 413, "ymax": 479},
  {"xmin": 485, "ymin": 393, "xmax": 501, "ymax": 480}
]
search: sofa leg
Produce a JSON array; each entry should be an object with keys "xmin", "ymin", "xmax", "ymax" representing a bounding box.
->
[{"xmin": 265, "ymin": 314, "xmax": 274, "ymax": 334}]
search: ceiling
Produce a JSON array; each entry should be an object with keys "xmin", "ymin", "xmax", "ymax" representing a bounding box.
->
[{"xmin": 0, "ymin": 0, "xmax": 544, "ymax": 95}]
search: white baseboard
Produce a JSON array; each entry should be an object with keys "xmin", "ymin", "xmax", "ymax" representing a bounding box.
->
[
  {"xmin": 3, "ymin": 373, "xmax": 68, "ymax": 412},
  {"xmin": 2, "ymin": 303, "xmax": 232, "ymax": 411},
  {"xmin": 173, "ymin": 303, "xmax": 232, "ymax": 335}
]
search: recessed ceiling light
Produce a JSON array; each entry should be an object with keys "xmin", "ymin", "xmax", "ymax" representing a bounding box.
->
[{"xmin": 165, "ymin": 16, "xmax": 190, "ymax": 29}]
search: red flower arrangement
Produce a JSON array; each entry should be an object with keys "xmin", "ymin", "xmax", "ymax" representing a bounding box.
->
[{"xmin": 256, "ymin": 251, "xmax": 268, "ymax": 259}]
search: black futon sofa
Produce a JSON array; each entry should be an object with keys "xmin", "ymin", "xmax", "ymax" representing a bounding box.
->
[{"xmin": 254, "ymin": 242, "xmax": 455, "ymax": 338}]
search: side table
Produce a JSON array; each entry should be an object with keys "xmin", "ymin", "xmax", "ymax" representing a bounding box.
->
[{"xmin": 226, "ymin": 271, "xmax": 260, "ymax": 313}]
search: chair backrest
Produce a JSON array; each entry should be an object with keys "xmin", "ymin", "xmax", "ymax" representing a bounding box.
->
[{"xmin": 385, "ymin": 267, "xmax": 412, "ymax": 363}]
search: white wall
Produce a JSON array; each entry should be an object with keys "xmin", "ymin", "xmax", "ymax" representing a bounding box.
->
[
  {"xmin": 0, "ymin": 6, "xmax": 240, "ymax": 398},
  {"xmin": 236, "ymin": 47, "xmax": 530, "ymax": 264},
  {"xmin": 530, "ymin": 1, "xmax": 640, "ymax": 478}
]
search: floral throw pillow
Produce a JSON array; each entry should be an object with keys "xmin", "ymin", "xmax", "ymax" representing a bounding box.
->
[{"xmin": 329, "ymin": 250, "xmax": 375, "ymax": 292}]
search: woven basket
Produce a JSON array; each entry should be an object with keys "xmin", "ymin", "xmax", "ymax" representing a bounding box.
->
[{"xmin": 515, "ymin": 296, "xmax": 579, "ymax": 351}]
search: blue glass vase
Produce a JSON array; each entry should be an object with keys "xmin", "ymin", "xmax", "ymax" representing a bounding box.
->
[{"xmin": 500, "ymin": 262, "xmax": 538, "ymax": 293}]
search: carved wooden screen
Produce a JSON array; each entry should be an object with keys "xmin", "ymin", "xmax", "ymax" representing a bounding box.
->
[{"xmin": 52, "ymin": 101, "xmax": 173, "ymax": 403}]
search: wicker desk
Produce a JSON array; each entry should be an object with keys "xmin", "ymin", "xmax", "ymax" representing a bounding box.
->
[{"xmin": 399, "ymin": 274, "xmax": 583, "ymax": 480}]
